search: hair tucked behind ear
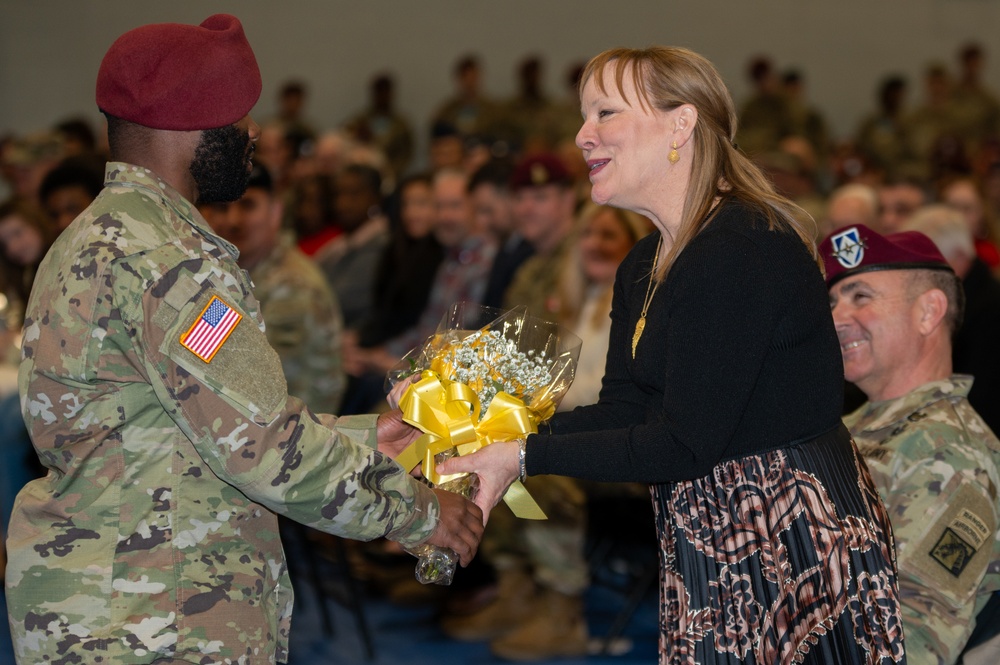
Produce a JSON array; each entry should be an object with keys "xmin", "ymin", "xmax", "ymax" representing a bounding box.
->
[{"xmin": 581, "ymin": 47, "xmax": 820, "ymax": 282}]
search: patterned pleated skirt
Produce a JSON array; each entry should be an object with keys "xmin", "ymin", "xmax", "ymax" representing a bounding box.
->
[{"xmin": 651, "ymin": 424, "xmax": 906, "ymax": 664}]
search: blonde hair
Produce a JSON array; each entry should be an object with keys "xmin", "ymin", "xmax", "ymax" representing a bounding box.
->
[
  {"xmin": 557, "ymin": 204, "xmax": 651, "ymax": 328},
  {"xmin": 580, "ymin": 47, "xmax": 819, "ymax": 281}
]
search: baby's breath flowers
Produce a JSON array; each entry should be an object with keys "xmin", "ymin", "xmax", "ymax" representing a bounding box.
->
[
  {"xmin": 442, "ymin": 329, "xmax": 555, "ymax": 414},
  {"xmin": 388, "ymin": 303, "xmax": 581, "ymax": 586}
]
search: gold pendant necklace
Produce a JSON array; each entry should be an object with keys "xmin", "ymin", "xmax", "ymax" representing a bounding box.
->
[{"xmin": 632, "ymin": 236, "xmax": 662, "ymax": 359}]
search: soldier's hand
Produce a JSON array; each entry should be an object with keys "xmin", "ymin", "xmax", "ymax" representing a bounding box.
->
[
  {"xmin": 425, "ymin": 488, "xmax": 484, "ymax": 567},
  {"xmin": 375, "ymin": 409, "xmax": 420, "ymax": 464}
]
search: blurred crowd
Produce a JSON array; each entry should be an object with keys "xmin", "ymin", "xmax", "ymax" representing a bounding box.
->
[{"xmin": 3, "ymin": 42, "xmax": 1000, "ymax": 661}]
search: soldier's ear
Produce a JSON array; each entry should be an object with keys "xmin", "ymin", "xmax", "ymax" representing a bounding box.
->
[{"xmin": 915, "ymin": 287, "xmax": 948, "ymax": 336}]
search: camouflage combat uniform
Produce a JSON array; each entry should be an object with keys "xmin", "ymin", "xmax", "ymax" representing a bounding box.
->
[
  {"xmin": 6, "ymin": 163, "xmax": 439, "ymax": 664},
  {"xmin": 502, "ymin": 233, "xmax": 573, "ymax": 321},
  {"xmin": 845, "ymin": 375, "xmax": 1000, "ymax": 665},
  {"xmin": 249, "ymin": 232, "xmax": 345, "ymax": 414}
]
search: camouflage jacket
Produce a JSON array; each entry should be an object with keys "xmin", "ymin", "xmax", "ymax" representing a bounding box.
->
[
  {"xmin": 7, "ymin": 163, "xmax": 438, "ymax": 664},
  {"xmin": 250, "ymin": 233, "xmax": 346, "ymax": 414},
  {"xmin": 845, "ymin": 375, "xmax": 1000, "ymax": 665},
  {"xmin": 502, "ymin": 231, "xmax": 574, "ymax": 320}
]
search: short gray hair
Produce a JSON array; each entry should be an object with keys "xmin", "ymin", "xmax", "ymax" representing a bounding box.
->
[{"xmin": 902, "ymin": 204, "xmax": 975, "ymax": 263}]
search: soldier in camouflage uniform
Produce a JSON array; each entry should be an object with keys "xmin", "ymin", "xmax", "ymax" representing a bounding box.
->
[
  {"xmin": 5, "ymin": 15, "xmax": 483, "ymax": 665},
  {"xmin": 202, "ymin": 165, "xmax": 346, "ymax": 415},
  {"xmin": 822, "ymin": 223, "xmax": 1000, "ymax": 665}
]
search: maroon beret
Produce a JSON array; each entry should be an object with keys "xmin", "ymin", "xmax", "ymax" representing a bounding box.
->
[
  {"xmin": 96, "ymin": 14, "xmax": 261, "ymax": 131},
  {"xmin": 510, "ymin": 153, "xmax": 572, "ymax": 191},
  {"xmin": 820, "ymin": 223, "xmax": 953, "ymax": 287}
]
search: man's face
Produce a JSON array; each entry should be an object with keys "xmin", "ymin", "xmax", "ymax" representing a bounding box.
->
[
  {"xmin": 513, "ymin": 185, "xmax": 573, "ymax": 253},
  {"xmin": 472, "ymin": 183, "xmax": 513, "ymax": 238},
  {"xmin": 433, "ymin": 174, "xmax": 472, "ymax": 248},
  {"xmin": 877, "ymin": 185, "xmax": 925, "ymax": 233},
  {"xmin": 829, "ymin": 270, "xmax": 920, "ymax": 400},
  {"xmin": 190, "ymin": 119, "xmax": 256, "ymax": 205},
  {"xmin": 202, "ymin": 187, "xmax": 280, "ymax": 270},
  {"xmin": 335, "ymin": 172, "xmax": 378, "ymax": 231},
  {"xmin": 44, "ymin": 184, "xmax": 94, "ymax": 231}
]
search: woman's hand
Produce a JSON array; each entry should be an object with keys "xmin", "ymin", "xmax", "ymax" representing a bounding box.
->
[{"xmin": 436, "ymin": 439, "xmax": 521, "ymax": 523}]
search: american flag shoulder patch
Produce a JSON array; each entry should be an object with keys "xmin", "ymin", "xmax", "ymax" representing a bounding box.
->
[{"xmin": 180, "ymin": 295, "xmax": 242, "ymax": 363}]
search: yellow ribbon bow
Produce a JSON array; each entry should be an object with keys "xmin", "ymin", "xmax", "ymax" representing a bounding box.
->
[{"xmin": 395, "ymin": 371, "xmax": 547, "ymax": 520}]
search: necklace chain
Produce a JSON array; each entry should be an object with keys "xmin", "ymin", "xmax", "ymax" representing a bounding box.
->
[{"xmin": 631, "ymin": 236, "xmax": 662, "ymax": 359}]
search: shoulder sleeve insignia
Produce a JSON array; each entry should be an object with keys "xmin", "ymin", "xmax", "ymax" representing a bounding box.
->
[
  {"xmin": 180, "ymin": 295, "xmax": 242, "ymax": 363},
  {"xmin": 929, "ymin": 527, "xmax": 977, "ymax": 577}
]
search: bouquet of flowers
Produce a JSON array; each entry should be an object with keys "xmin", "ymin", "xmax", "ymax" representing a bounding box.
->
[{"xmin": 388, "ymin": 302, "xmax": 581, "ymax": 584}]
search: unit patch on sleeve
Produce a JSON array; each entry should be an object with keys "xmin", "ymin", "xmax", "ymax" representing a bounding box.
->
[
  {"xmin": 929, "ymin": 527, "xmax": 977, "ymax": 577},
  {"xmin": 181, "ymin": 295, "xmax": 242, "ymax": 363}
]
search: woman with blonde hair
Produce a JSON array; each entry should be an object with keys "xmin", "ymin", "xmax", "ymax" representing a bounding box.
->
[
  {"xmin": 443, "ymin": 46, "xmax": 905, "ymax": 663},
  {"xmin": 556, "ymin": 203, "xmax": 650, "ymax": 410}
]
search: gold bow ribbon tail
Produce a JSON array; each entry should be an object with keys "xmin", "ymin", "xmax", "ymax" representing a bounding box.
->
[{"xmin": 396, "ymin": 371, "xmax": 547, "ymax": 519}]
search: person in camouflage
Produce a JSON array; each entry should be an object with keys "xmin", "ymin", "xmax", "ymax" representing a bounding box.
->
[
  {"xmin": 201, "ymin": 164, "xmax": 346, "ymax": 415},
  {"xmin": 4, "ymin": 14, "xmax": 483, "ymax": 665},
  {"xmin": 822, "ymin": 223, "xmax": 1000, "ymax": 665}
]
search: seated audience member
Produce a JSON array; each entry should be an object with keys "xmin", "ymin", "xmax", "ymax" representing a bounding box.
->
[
  {"xmin": 905, "ymin": 63, "xmax": 958, "ymax": 180},
  {"xmin": 903, "ymin": 204, "xmax": 1000, "ymax": 435},
  {"xmin": 53, "ymin": 116, "xmax": 101, "ymax": 160},
  {"xmin": 735, "ymin": 55, "xmax": 794, "ymax": 157},
  {"xmin": 272, "ymin": 79, "xmax": 317, "ymax": 147},
  {"xmin": 315, "ymin": 163, "xmax": 389, "ymax": 329},
  {"xmin": 428, "ymin": 121, "xmax": 466, "ymax": 173},
  {"xmin": 289, "ymin": 172, "xmax": 339, "ymax": 257},
  {"xmin": 823, "ymin": 183, "xmax": 879, "ymax": 238},
  {"xmin": 340, "ymin": 173, "xmax": 445, "ymax": 414},
  {"xmin": 822, "ymin": 223, "xmax": 1000, "ymax": 664},
  {"xmin": 342, "ymin": 169, "xmax": 496, "ymax": 413},
  {"xmin": 940, "ymin": 175, "xmax": 1000, "ymax": 269},
  {"xmin": 202, "ymin": 166, "xmax": 346, "ymax": 415},
  {"xmin": 38, "ymin": 157, "xmax": 104, "ymax": 231},
  {"xmin": 344, "ymin": 73, "xmax": 414, "ymax": 181},
  {"xmin": 471, "ymin": 158, "xmax": 534, "ymax": 309},
  {"xmin": 502, "ymin": 153, "xmax": 578, "ymax": 319},
  {"xmin": 877, "ymin": 175, "xmax": 928, "ymax": 232},
  {"xmin": 556, "ymin": 204, "xmax": 650, "ymax": 410},
  {"xmin": 856, "ymin": 75, "xmax": 911, "ymax": 178},
  {"xmin": 431, "ymin": 54, "xmax": 500, "ymax": 142},
  {"xmin": 0, "ymin": 198, "xmax": 56, "ymax": 539},
  {"xmin": 782, "ymin": 68, "xmax": 831, "ymax": 165},
  {"xmin": 501, "ymin": 55, "xmax": 555, "ymax": 153},
  {"xmin": 354, "ymin": 173, "xmax": 445, "ymax": 349},
  {"xmin": 254, "ymin": 121, "xmax": 298, "ymax": 196},
  {"xmin": 1, "ymin": 132, "xmax": 65, "ymax": 204},
  {"xmin": 951, "ymin": 42, "xmax": 1000, "ymax": 157},
  {"xmin": 0, "ymin": 199, "xmax": 58, "ymax": 337}
]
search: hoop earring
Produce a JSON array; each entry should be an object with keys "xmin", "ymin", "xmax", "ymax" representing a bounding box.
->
[{"xmin": 668, "ymin": 141, "xmax": 680, "ymax": 164}]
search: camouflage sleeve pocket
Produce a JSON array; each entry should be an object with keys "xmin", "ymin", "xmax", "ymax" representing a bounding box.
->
[
  {"xmin": 900, "ymin": 479, "xmax": 996, "ymax": 608},
  {"xmin": 157, "ymin": 279, "xmax": 288, "ymax": 427}
]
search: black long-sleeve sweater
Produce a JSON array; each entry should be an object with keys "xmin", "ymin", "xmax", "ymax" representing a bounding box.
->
[{"xmin": 526, "ymin": 198, "xmax": 844, "ymax": 483}]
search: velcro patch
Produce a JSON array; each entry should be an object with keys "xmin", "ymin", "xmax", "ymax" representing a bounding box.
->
[
  {"xmin": 180, "ymin": 295, "xmax": 242, "ymax": 363},
  {"xmin": 929, "ymin": 528, "xmax": 977, "ymax": 577}
]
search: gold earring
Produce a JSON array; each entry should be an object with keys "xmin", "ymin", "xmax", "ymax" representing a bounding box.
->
[{"xmin": 668, "ymin": 141, "xmax": 680, "ymax": 164}]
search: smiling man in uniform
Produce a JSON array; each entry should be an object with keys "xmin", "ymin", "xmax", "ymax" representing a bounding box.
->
[{"xmin": 822, "ymin": 224, "xmax": 1000, "ymax": 664}]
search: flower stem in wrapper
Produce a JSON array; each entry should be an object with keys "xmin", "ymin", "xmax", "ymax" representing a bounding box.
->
[{"xmin": 410, "ymin": 449, "xmax": 479, "ymax": 585}]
